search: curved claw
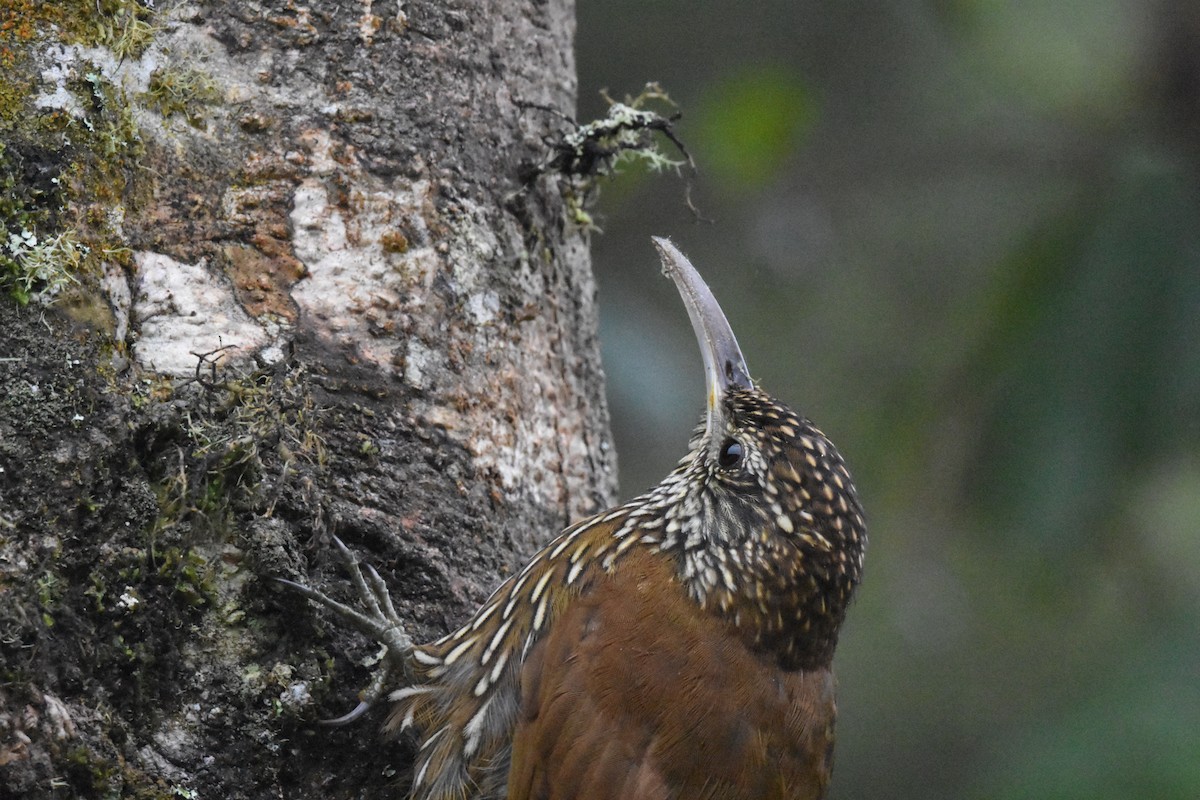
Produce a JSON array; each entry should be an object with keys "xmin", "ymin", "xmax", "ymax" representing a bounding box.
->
[
  {"xmin": 319, "ymin": 700, "xmax": 373, "ymax": 727},
  {"xmin": 276, "ymin": 538, "xmax": 417, "ymax": 725},
  {"xmin": 316, "ymin": 650, "xmax": 396, "ymax": 725}
]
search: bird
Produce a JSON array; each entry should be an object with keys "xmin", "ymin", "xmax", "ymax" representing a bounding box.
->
[{"xmin": 282, "ymin": 237, "xmax": 867, "ymax": 800}]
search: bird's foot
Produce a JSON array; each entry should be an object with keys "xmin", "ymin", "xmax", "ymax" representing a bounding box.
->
[{"xmin": 277, "ymin": 536, "xmax": 413, "ymax": 724}]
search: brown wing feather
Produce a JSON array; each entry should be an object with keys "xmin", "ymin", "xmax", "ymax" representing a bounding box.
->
[
  {"xmin": 386, "ymin": 510, "xmax": 654, "ymax": 800},
  {"xmin": 507, "ymin": 548, "xmax": 837, "ymax": 800}
]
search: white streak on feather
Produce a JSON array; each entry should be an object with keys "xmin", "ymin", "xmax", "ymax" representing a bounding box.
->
[
  {"xmin": 516, "ymin": 552, "xmax": 543, "ymax": 579},
  {"xmin": 549, "ymin": 535, "xmax": 575, "ymax": 559},
  {"xmin": 532, "ymin": 595, "xmax": 549, "ymax": 632},
  {"xmin": 418, "ymin": 727, "xmax": 445, "ymax": 751},
  {"xmin": 489, "ymin": 649, "xmax": 510, "ymax": 685},
  {"xmin": 503, "ymin": 575, "xmax": 530, "ymax": 618},
  {"xmin": 529, "ymin": 568, "xmax": 555, "ymax": 604},
  {"xmin": 411, "ymin": 649, "xmax": 442, "ymax": 666},
  {"xmin": 389, "ymin": 686, "xmax": 433, "ymax": 702},
  {"xmin": 414, "ymin": 758, "xmax": 432, "ymax": 787},
  {"xmin": 442, "ymin": 635, "xmax": 478, "ymax": 666},
  {"xmin": 462, "ymin": 697, "xmax": 493, "ymax": 758},
  {"xmin": 470, "ymin": 600, "xmax": 500, "ymax": 631},
  {"xmin": 615, "ymin": 535, "xmax": 640, "ymax": 555},
  {"xmin": 481, "ymin": 616, "xmax": 514, "ymax": 665}
]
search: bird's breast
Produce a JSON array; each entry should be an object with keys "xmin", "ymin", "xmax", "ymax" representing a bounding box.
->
[{"xmin": 507, "ymin": 547, "xmax": 837, "ymax": 800}]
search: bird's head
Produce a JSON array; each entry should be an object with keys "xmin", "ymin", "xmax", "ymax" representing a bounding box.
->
[{"xmin": 651, "ymin": 237, "xmax": 867, "ymax": 668}]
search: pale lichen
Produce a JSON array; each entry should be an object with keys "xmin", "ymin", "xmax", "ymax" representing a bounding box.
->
[{"xmin": 1, "ymin": 229, "xmax": 85, "ymax": 305}]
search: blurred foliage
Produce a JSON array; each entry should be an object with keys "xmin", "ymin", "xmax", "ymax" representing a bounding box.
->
[
  {"xmin": 577, "ymin": 1, "xmax": 1199, "ymax": 798},
  {"xmin": 693, "ymin": 66, "xmax": 817, "ymax": 191},
  {"xmin": 939, "ymin": 0, "xmax": 1144, "ymax": 118},
  {"xmin": 971, "ymin": 153, "xmax": 1200, "ymax": 548}
]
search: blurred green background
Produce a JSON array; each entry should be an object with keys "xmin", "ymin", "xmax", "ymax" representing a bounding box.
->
[{"xmin": 576, "ymin": 1, "xmax": 1200, "ymax": 798}]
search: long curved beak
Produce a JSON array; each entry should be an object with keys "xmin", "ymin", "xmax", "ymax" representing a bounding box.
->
[{"xmin": 652, "ymin": 237, "xmax": 751, "ymax": 433}]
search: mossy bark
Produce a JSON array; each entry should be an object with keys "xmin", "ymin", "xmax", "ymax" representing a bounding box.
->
[{"xmin": 0, "ymin": 2, "xmax": 614, "ymax": 798}]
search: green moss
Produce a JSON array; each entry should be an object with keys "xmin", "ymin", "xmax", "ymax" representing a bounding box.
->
[
  {"xmin": 139, "ymin": 364, "xmax": 327, "ymax": 600},
  {"xmin": 35, "ymin": 571, "xmax": 61, "ymax": 627},
  {"xmin": 0, "ymin": 73, "xmax": 34, "ymax": 127},
  {"xmin": 0, "ymin": 63, "xmax": 144, "ymax": 304},
  {"xmin": 63, "ymin": 744, "xmax": 122, "ymax": 797},
  {"xmin": 142, "ymin": 67, "xmax": 220, "ymax": 126},
  {"xmin": 84, "ymin": 571, "xmax": 109, "ymax": 613},
  {"xmin": 49, "ymin": 0, "xmax": 157, "ymax": 58},
  {"xmin": 60, "ymin": 742, "xmax": 189, "ymax": 800},
  {"xmin": 35, "ymin": 571, "xmax": 63, "ymax": 609},
  {"xmin": 156, "ymin": 547, "xmax": 217, "ymax": 608},
  {"xmin": 0, "ymin": 0, "xmax": 157, "ymax": 69},
  {"xmin": 0, "ymin": 0, "xmax": 152, "ymax": 306},
  {"xmin": 74, "ymin": 69, "xmax": 144, "ymax": 178},
  {"xmin": 0, "ymin": 139, "xmax": 62, "ymax": 302},
  {"xmin": 90, "ymin": 1, "xmax": 157, "ymax": 59}
]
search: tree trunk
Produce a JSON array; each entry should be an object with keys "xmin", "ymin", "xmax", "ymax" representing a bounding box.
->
[{"xmin": 0, "ymin": 2, "xmax": 614, "ymax": 797}]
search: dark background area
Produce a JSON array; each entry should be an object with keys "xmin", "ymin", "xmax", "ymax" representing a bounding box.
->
[{"xmin": 576, "ymin": 1, "xmax": 1200, "ymax": 798}]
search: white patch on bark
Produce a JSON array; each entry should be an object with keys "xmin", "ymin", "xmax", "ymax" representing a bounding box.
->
[
  {"xmin": 33, "ymin": 39, "xmax": 165, "ymax": 120},
  {"xmin": 289, "ymin": 172, "xmax": 442, "ymax": 372},
  {"xmin": 403, "ymin": 340, "xmax": 436, "ymax": 389},
  {"xmin": 286, "ymin": 142, "xmax": 576, "ymax": 508},
  {"xmin": 33, "ymin": 44, "xmax": 87, "ymax": 115},
  {"xmin": 101, "ymin": 261, "xmax": 132, "ymax": 345},
  {"xmin": 131, "ymin": 252, "xmax": 269, "ymax": 375}
]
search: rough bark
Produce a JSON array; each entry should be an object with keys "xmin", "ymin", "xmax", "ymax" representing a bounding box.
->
[{"xmin": 0, "ymin": 1, "xmax": 615, "ymax": 797}]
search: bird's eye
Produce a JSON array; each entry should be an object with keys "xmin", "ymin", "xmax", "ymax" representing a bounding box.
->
[{"xmin": 717, "ymin": 439, "xmax": 744, "ymax": 469}]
